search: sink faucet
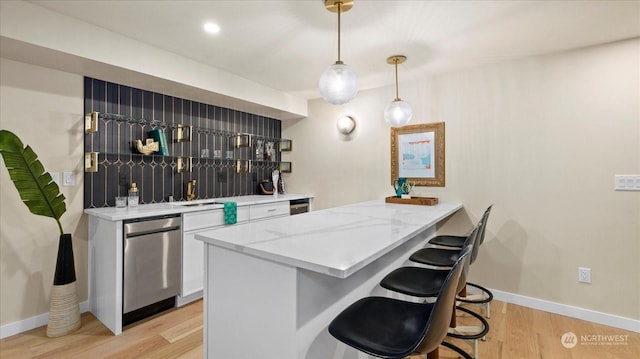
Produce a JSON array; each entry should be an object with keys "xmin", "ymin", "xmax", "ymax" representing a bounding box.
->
[{"xmin": 186, "ymin": 179, "xmax": 196, "ymax": 201}]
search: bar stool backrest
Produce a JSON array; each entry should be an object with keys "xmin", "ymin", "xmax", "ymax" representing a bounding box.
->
[
  {"xmin": 415, "ymin": 245, "xmax": 473, "ymax": 355},
  {"xmin": 470, "ymin": 205, "xmax": 493, "ymax": 265}
]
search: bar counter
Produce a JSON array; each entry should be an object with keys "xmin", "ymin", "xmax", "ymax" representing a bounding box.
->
[{"xmin": 196, "ymin": 199, "xmax": 462, "ymax": 359}]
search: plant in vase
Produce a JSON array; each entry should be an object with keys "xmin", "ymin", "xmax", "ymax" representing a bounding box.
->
[
  {"xmin": 0, "ymin": 130, "xmax": 80, "ymax": 337},
  {"xmin": 394, "ymin": 178, "xmax": 415, "ymax": 199}
]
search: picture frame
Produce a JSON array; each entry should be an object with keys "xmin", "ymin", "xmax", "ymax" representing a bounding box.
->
[{"xmin": 390, "ymin": 122, "xmax": 445, "ymax": 187}]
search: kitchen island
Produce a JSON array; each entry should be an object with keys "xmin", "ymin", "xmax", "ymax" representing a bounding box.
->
[{"xmin": 195, "ymin": 199, "xmax": 462, "ymax": 359}]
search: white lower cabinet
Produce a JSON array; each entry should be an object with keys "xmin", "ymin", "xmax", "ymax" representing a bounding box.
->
[
  {"xmin": 181, "ymin": 203, "xmax": 287, "ymax": 301},
  {"xmin": 182, "ymin": 230, "xmax": 206, "ymax": 297}
]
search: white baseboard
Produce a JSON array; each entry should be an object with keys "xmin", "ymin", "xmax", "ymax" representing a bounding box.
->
[
  {"xmin": 490, "ymin": 288, "xmax": 640, "ymax": 333},
  {"xmin": 0, "ymin": 301, "xmax": 90, "ymax": 339}
]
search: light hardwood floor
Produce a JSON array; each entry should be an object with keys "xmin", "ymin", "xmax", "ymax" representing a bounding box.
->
[{"xmin": 1, "ymin": 299, "xmax": 638, "ymax": 359}]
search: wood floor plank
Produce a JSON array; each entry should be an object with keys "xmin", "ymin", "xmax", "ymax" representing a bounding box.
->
[{"xmin": 1, "ymin": 299, "xmax": 638, "ymax": 359}]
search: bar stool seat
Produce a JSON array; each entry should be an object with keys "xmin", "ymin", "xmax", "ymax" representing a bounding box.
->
[
  {"xmin": 329, "ymin": 296, "xmax": 433, "ymax": 358},
  {"xmin": 410, "ymin": 247, "xmax": 461, "ymax": 267},
  {"xmin": 429, "ymin": 234, "xmax": 466, "ymax": 248},
  {"xmin": 380, "ymin": 266, "xmax": 447, "ymax": 297}
]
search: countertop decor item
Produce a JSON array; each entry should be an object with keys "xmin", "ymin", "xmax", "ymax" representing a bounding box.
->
[
  {"xmin": 0, "ymin": 130, "xmax": 81, "ymax": 337},
  {"xmin": 385, "ymin": 196, "xmax": 439, "ymax": 206},
  {"xmin": 384, "ymin": 55, "xmax": 413, "ymax": 127},
  {"xmin": 271, "ymin": 170, "xmax": 280, "ymax": 197},
  {"xmin": 393, "ymin": 177, "xmax": 414, "ymax": 198},
  {"xmin": 318, "ymin": 0, "xmax": 358, "ymax": 105},
  {"xmin": 223, "ymin": 202, "xmax": 237, "ymax": 225}
]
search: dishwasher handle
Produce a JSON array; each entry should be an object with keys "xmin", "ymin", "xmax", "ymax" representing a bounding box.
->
[
  {"xmin": 125, "ymin": 226, "xmax": 181, "ymax": 238},
  {"xmin": 124, "ymin": 215, "xmax": 181, "ymax": 237}
]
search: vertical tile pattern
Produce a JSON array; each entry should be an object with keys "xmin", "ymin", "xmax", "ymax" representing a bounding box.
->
[{"xmin": 84, "ymin": 78, "xmax": 282, "ymax": 208}]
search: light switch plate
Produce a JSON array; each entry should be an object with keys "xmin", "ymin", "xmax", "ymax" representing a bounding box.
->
[
  {"xmin": 615, "ymin": 175, "xmax": 640, "ymax": 191},
  {"xmin": 62, "ymin": 171, "xmax": 75, "ymax": 186}
]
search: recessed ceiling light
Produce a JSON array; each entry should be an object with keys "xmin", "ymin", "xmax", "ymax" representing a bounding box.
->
[{"xmin": 203, "ymin": 22, "xmax": 220, "ymax": 34}]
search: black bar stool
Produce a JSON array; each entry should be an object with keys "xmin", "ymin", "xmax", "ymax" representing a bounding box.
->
[
  {"xmin": 390, "ymin": 207, "xmax": 492, "ymax": 358},
  {"xmin": 427, "ymin": 205, "xmax": 494, "ymax": 319},
  {"xmin": 380, "ymin": 221, "xmax": 488, "ymax": 359},
  {"xmin": 329, "ymin": 246, "xmax": 473, "ymax": 359}
]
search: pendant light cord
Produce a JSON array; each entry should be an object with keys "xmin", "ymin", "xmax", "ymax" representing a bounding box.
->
[
  {"xmin": 337, "ymin": 2, "xmax": 342, "ymax": 63},
  {"xmin": 394, "ymin": 60, "xmax": 400, "ymax": 101}
]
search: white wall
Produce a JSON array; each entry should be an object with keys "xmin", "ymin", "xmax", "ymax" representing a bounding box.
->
[
  {"xmin": 284, "ymin": 39, "xmax": 640, "ymax": 321},
  {"xmin": 0, "ymin": 59, "xmax": 86, "ymax": 328}
]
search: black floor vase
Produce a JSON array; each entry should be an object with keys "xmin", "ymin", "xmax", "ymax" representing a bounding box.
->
[{"xmin": 46, "ymin": 233, "xmax": 81, "ymax": 337}]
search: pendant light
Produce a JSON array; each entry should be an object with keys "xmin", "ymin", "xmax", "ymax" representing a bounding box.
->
[
  {"xmin": 319, "ymin": 0, "xmax": 358, "ymax": 105},
  {"xmin": 384, "ymin": 55, "xmax": 412, "ymax": 127}
]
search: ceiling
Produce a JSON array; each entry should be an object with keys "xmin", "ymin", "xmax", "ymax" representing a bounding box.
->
[{"xmin": 26, "ymin": 0, "xmax": 640, "ymax": 100}]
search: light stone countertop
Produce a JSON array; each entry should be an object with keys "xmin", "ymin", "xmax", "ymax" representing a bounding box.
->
[
  {"xmin": 196, "ymin": 200, "xmax": 462, "ymax": 278},
  {"xmin": 83, "ymin": 194, "xmax": 313, "ymax": 221}
]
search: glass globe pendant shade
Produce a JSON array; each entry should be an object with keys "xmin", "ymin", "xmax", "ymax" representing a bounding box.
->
[
  {"xmin": 384, "ymin": 99, "xmax": 413, "ymax": 127},
  {"xmin": 319, "ymin": 62, "xmax": 358, "ymax": 105}
]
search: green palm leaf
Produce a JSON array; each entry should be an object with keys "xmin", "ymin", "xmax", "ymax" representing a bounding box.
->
[{"xmin": 0, "ymin": 130, "xmax": 66, "ymax": 235}]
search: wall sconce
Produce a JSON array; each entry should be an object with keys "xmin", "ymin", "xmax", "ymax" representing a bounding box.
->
[
  {"xmin": 318, "ymin": 0, "xmax": 358, "ymax": 105},
  {"xmin": 337, "ymin": 115, "xmax": 356, "ymax": 135},
  {"xmin": 384, "ymin": 55, "xmax": 412, "ymax": 127}
]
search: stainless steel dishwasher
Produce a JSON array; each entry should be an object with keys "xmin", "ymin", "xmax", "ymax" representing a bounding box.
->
[{"xmin": 123, "ymin": 215, "xmax": 181, "ymax": 326}]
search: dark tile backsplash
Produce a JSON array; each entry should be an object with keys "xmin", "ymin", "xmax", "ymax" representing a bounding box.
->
[{"xmin": 84, "ymin": 77, "xmax": 282, "ymax": 208}]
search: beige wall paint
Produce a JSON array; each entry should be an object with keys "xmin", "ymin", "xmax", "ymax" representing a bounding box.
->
[
  {"xmin": 284, "ymin": 39, "xmax": 640, "ymax": 320},
  {"xmin": 0, "ymin": 59, "xmax": 86, "ymax": 326}
]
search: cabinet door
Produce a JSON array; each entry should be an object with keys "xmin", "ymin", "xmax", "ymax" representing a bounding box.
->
[{"xmin": 182, "ymin": 230, "xmax": 204, "ymax": 296}]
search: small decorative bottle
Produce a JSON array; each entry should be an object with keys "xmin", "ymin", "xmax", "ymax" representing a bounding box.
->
[{"xmin": 128, "ymin": 182, "xmax": 139, "ymax": 207}]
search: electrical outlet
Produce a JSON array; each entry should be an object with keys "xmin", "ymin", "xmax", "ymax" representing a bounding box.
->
[{"xmin": 578, "ymin": 267, "xmax": 591, "ymax": 284}]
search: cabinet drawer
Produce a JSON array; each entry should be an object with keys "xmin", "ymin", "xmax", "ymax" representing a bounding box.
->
[
  {"xmin": 249, "ymin": 201, "xmax": 289, "ymax": 221},
  {"xmin": 183, "ymin": 206, "xmax": 249, "ymax": 231}
]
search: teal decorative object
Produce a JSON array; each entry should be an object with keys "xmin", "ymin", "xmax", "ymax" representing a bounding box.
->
[
  {"xmin": 393, "ymin": 177, "xmax": 414, "ymax": 198},
  {"xmin": 394, "ymin": 178, "xmax": 406, "ymax": 197},
  {"xmin": 223, "ymin": 202, "xmax": 237, "ymax": 224}
]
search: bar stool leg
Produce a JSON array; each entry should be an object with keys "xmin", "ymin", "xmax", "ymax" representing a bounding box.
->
[{"xmin": 426, "ymin": 347, "xmax": 439, "ymax": 359}]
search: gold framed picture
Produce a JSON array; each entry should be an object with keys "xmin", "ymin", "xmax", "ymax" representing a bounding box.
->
[{"xmin": 390, "ymin": 122, "xmax": 445, "ymax": 187}]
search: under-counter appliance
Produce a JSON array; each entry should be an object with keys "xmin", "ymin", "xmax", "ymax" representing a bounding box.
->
[
  {"xmin": 290, "ymin": 199, "xmax": 310, "ymax": 215},
  {"xmin": 123, "ymin": 215, "xmax": 181, "ymax": 326}
]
